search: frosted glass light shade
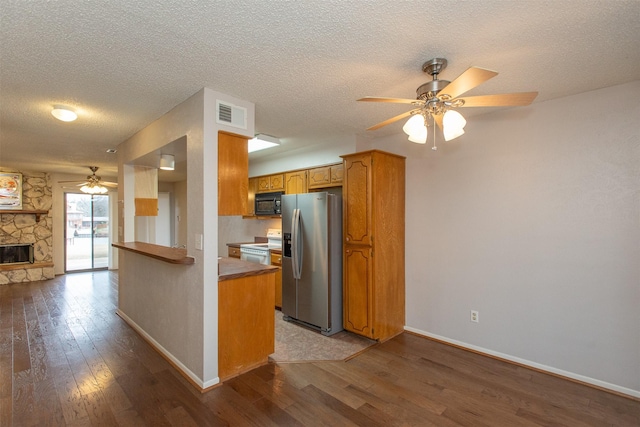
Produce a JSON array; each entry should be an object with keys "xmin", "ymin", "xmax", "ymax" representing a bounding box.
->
[
  {"xmin": 159, "ymin": 154, "xmax": 175, "ymax": 170},
  {"xmin": 443, "ymin": 110, "xmax": 467, "ymax": 141},
  {"xmin": 81, "ymin": 184, "xmax": 108, "ymax": 194},
  {"xmin": 51, "ymin": 106, "xmax": 77, "ymax": 122},
  {"xmin": 407, "ymin": 124, "xmax": 428, "ymax": 144},
  {"xmin": 443, "ymin": 127, "xmax": 465, "ymax": 141},
  {"xmin": 402, "ymin": 114, "xmax": 425, "ymax": 136},
  {"xmin": 249, "ymin": 134, "xmax": 280, "ymax": 153}
]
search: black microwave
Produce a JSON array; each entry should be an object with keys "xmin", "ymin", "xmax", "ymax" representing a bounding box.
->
[{"xmin": 255, "ymin": 191, "xmax": 283, "ymax": 216}]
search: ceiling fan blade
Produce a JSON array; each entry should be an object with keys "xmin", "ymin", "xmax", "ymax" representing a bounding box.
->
[
  {"xmin": 101, "ymin": 182, "xmax": 118, "ymax": 187},
  {"xmin": 367, "ymin": 109, "xmax": 419, "ymax": 131},
  {"xmin": 358, "ymin": 96, "xmax": 424, "ymax": 105},
  {"xmin": 439, "ymin": 67, "xmax": 498, "ymax": 100},
  {"xmin": 57, "ymin": 180, "xmax": 89, "ymax": 184},
  {"xmin": 456, "ymin": 92, "xmax": 538, "ymax": 107}
]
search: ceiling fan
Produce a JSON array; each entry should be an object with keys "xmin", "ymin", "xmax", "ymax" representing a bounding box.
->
[
  {"xmin": 358, "ymin": 58, "xmax": 538, "ymax": 149},
  {"xmin": 58, "ymin": 166, "xmax": 117, "ymax": 194}
]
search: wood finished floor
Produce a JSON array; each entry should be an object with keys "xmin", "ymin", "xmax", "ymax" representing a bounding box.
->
[{"xmin": 1, "ymin": 272, "xmax": 638, "ymax": 426}]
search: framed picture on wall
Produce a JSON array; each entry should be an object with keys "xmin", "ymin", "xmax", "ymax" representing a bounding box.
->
[{"xmin": 0, "ymin": 172, "xmax": 22, "ymax": 209}]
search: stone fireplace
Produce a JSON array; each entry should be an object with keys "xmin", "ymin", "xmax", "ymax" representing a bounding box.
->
[{"xmin": 0, "ymin": 170, "xmax": 53, "ymax": 285}]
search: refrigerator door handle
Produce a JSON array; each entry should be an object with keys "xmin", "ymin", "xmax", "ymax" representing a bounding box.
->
[{"xmin": 291, "ymin": 208, "xmax": 301, "ymax": 279}]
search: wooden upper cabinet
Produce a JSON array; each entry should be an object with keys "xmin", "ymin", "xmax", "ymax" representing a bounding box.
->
[
  {"xmin": 330, "ymin": 163, "xmax": 344, "ymax": 185},
  {"xmin": 284, "ymin": 170, "xmax": 307, "ymax": 194},
  {"xmin": 342, "ymin": 155, "xmax": 373, "ymax": 246},
  {"xmin": 308, "ymin": 166, "xmax": 330, "ymax": 188},
  {"xmin": 218, "ymin": 131, "xmax": 248, "ymax": 216},
  {"xmin": 257, "ymin": 173, "xmax": 284, "ymax": 193},
  {"xmin": 247, "ymin": 177, "xmax": 257, "ymax": 216},
  {"xmin": 308, "ymin": 163, "xmax": 343, "ymax": 189}
]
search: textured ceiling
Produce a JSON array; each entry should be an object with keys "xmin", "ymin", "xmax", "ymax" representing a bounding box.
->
[{"xmin": 1, "ymin": 0, "xmax": 639, "ymax": 180}]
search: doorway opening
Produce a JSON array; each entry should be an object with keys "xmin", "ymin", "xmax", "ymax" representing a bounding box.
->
[{"xmin": 65, "ymin": 193, "xmax": 110, "ymax": 272}]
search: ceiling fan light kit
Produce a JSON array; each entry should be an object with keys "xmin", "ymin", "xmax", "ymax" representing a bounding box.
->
[
  {"xmin": 359, "ymin": 57, "xmax": 537, "ymax": 149},
  {"xmin": 58, "ymin": 166, "xmax": 117, "ymax": 194},
  {"xmin": 80, "ymin": 183, "xmax": 108, "ymax": 194}
]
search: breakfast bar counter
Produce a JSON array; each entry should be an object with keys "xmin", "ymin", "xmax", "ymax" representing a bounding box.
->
[{"xmin": 112, "ymin": 241, "xmax": 194, "ymax": 264}]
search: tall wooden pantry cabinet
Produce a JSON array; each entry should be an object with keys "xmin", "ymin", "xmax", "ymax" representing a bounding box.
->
[{"xmin": 340, "ymin": 150, "xmax": 405, "ymax": 342}]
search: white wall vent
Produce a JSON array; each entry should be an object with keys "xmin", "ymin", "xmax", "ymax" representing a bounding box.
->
[{"xmin": 216, "ymin": 100, "xmax": 247, "ymax": 130}]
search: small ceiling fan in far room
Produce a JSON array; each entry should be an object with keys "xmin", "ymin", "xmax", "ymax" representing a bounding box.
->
[
  {"xmin": 58, "ymin": 166, "xmax": 117, "ymax": 194},
  {"xmin": 358, "ymin": 58, "xmax": 538, "ymax": 150}
]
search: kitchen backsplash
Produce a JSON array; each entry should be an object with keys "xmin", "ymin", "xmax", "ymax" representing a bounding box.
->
[{"xmin": 217, "ymin": 215, "xmax": 281, "ymax": 255}]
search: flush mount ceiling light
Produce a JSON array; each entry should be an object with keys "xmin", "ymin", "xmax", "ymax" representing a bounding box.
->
[
  {"xmin": 358, "ymin": 57, "xmax": 538, "ymax": 150},
  {"xmin": 51, "ymin": 105, "xmax": 77, "ymax": 122},
  {"xmin": 248, "ymin": 134, "xmax": 280, "ymax": 153},
  {"xmin": 159, "ymin": 154, "xmax": 175, "ymax": 170}
]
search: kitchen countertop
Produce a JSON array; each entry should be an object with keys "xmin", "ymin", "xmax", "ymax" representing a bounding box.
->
[
  {"xmin": 112, "ymin": 241, "xmax": 194, "ymax": 264},
  {"xmin": 218, "ymin": 256, "xmax": 278, "ymax": 281},
  {"xmin": 226, "ymin": 242, "xmax": 253, "ymax": 248}
]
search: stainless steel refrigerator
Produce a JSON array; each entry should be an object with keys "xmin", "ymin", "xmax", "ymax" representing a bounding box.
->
[{"xmin": 281, "ymin": 192, "xmax": 343, "ymax": 336}]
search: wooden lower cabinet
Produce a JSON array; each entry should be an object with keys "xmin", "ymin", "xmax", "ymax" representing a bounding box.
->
[
  {"xmin": 218, "ymin": 272, "xmax": 275, "ymax": 381},
  {"xmin": 343, "ymin": 246, "xmax": 373, "ymax": 337},
  {"xmin": 270, "ymin": 252, "xmax": 283, "ymax": 308}
]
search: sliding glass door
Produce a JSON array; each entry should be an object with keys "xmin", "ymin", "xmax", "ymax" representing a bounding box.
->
[{"xmin": 65, "ymin": 193, "xmax": 110, "ymax": 272}]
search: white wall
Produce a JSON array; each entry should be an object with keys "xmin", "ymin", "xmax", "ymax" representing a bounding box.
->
[
  {"xmin": 174, "ymin": 180, "xmax": 188, "ymax": 246},
  {"xmin": 364, "ymin": 81, "xmax": 640, "ymax": 396},
  {"xmin": 249, "ymin": 136, "xmax": 356, "ymax": 176}
]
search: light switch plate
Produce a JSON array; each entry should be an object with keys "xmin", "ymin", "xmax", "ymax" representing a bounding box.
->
[{"xmin": 195, "ymin": 234, "xmax": 203, "ymax": 250}]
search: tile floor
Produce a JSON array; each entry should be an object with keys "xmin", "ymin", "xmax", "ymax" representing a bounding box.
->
[{"xmin": 270, "ymin": 310, "xmax": 376, "ymax": 362}]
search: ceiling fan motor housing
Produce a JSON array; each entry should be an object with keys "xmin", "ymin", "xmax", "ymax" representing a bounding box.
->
[
  {"xmin": 417, "ymin": 58, "xmax": 450, "ymax": 101},
  {"xmin": 416, "ymin": 79, "xmax": 450, "ymax": 101}
]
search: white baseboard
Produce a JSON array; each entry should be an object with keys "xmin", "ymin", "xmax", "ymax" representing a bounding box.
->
[
  {"xmin": 404, "ymin": 326, "xmax": 640, "ymax": 400},
  {"xmin": 116, "ymin": 309, "xmax": 220, "ymax": 390}
]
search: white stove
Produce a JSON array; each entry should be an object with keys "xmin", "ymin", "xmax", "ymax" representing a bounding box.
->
[{"xmin": 240, "ymin": 229, "xmax": 281, "ymax": 265}]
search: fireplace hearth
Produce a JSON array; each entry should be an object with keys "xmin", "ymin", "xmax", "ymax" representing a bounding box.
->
[{"xmin": 0, "ymin": 244, "xmax": 34, "ymax": 265}]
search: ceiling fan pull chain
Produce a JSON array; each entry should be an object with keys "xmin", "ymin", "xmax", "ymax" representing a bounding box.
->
[{"xmin": 432, "ymin": 115, "xmax": 437, "ymax": 151}]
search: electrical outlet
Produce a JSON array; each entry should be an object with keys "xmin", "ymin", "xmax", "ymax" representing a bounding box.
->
[{"xmin": 471, "ymin": 310, "xmax": 479, "ymax": 323}]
